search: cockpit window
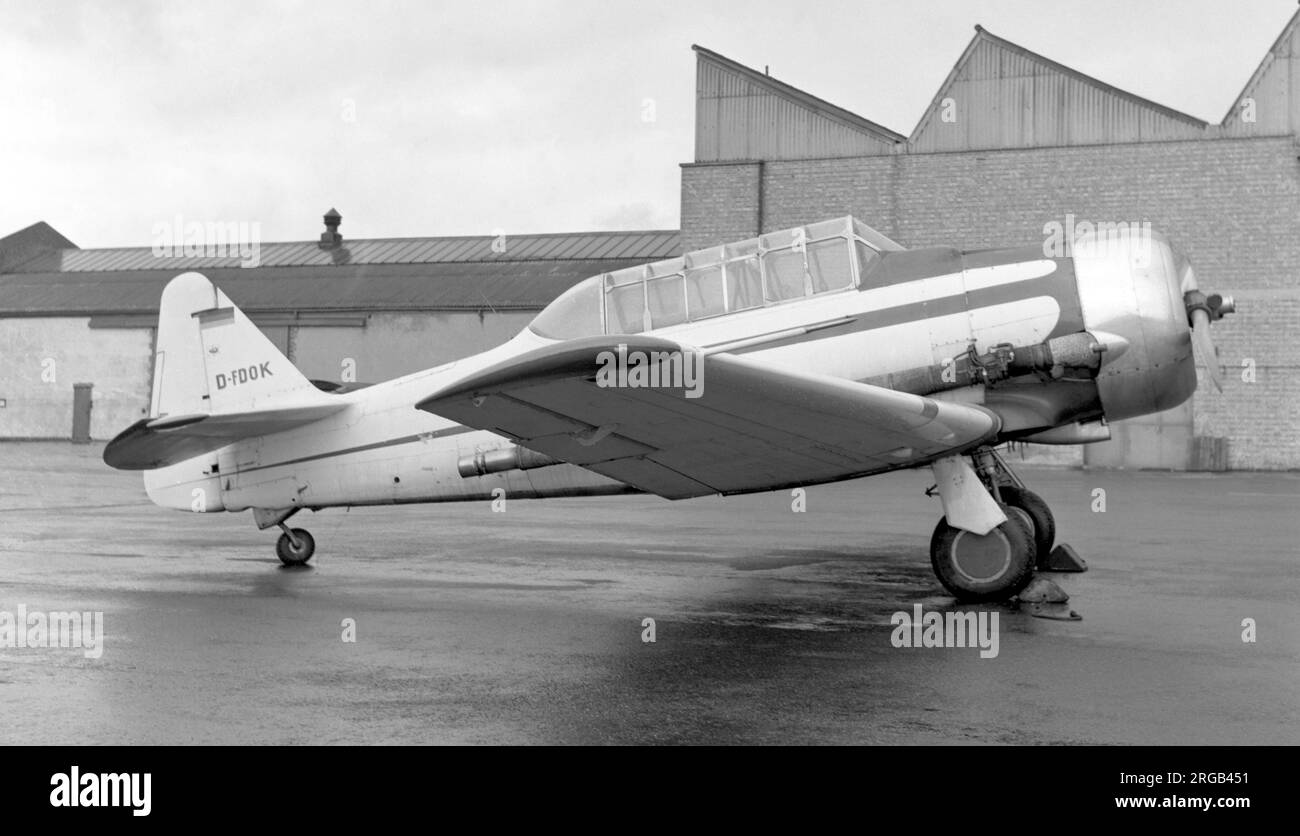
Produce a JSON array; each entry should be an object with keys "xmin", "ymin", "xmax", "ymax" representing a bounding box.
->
[
  {"xmin": 727, "ymin": 256, "xmax": 763, "ymax": 312},
  {"xmin": 809, "ymin": 239, "xmax": 854, "ymax": 292},
  {"xmin": 763, "ymin": 247, "xmax": 809, "ymax": 302},
  {"xmin": 528, "ymin": 276, "xmax": 603, "ymax": 340},
  {"xmin": 854, "ymin": 241, "xmax": 881, "ymax": 287},
  {"xmin": 685, "ymin": 265, "xmax": 725, "ymax": 319},
  {"xmin": 527, "ymin": 216, "xmax": 892, "ymax": 339},
  {"xmin": 647, "ymin": 275, "xmax": 687, "ymax": 329},
  {"xmin": 607, "ymin": 281, "xmax": 647, "ymax": 334}
]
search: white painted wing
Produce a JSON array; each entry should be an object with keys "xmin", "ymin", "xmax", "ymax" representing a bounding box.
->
[{"xmin": 416, "ymin": 336, "xmax": 1000, "ymax": 499}]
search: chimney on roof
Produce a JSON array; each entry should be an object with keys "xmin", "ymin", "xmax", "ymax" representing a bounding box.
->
[{"xmin": 320, "ymin": 208, "xmax": 342, "ymax": 249}]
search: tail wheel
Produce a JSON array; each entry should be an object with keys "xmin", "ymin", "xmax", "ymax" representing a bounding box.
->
[
  {"xmin": 276, "ymin": 528, "xmax": 316, "ymax": 566},
  {"xmin": 930, "ymin": 504, "xmax": 1035, "ymax": 602},
  {"xmin": 998, "ymin": 485, "xmax": 1056, "ymax": 562}
]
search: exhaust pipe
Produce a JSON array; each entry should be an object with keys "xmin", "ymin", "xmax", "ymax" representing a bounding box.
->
[
  {"xmin": 457, "ymin": 445, "xmax": 561, "ymax": 478},
  {"xmin": 860, "ymin": 331, "xmax": 1130, "ymax": 395}
]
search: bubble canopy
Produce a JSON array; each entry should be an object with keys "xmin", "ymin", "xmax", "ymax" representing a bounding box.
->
[{"xmin": 528, "ymin": 217, "xmax": 902, "ymax": 340}]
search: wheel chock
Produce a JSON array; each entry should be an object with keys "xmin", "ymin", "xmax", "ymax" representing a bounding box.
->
[
  {"xmin": 1017, "ymin": 576, "xmax": 1070, "ymax": 603},
  {"xmin": 1017, "ymin": 574, "xmax": 1082, "ymax": 620},
  {"xmin": 1040, "ymin": 543, "xmax": 1088, "ymax": 573},
  {"xmin": 1023, "ymin": 601, "xmax": 1082, "ymax": 621}
]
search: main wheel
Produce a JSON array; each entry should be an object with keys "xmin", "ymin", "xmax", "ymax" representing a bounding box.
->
[
  {"xmin": 276, "ymin": 528, "xmax": 316, "ymax": 566},
  {"xmin": 999, "ymin": 485, "xmax": 1056, "ymax": 563},
  {"xmin": 930, "ymin": 504, "xmax": 1035, "ymax": 602}
]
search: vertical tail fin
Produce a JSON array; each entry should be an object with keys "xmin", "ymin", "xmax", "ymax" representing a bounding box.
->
[{"xmin": 151, "ymin": 271, "xmax": 325, "ymax": 417}]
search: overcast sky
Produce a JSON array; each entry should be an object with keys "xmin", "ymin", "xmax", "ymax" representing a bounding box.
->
[{"xmin": 1, "ymin": 0, "xmax": 1295, "ymax": 247}]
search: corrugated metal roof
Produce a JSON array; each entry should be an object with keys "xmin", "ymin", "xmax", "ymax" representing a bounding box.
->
[
  {"xmin": 1221, "ymin": 7, "xmax": 1300, "ymax": 135},
  {"xmin": 10, "ymin": 229, "xmax": 680, "ymax": 274},
  {"xmin": 0, "ymin": 229, "xmax": 682, "ymax": 316},
  {"xmin": 693, "ymin": 45, "xmax": 904, "ymax": 162},
  {"xmin": 0, "ymin": 259, "xmax": 673, "ymax": 316},
  {"xmin": 910, "ymin": 25, "xmax": 1209, "ymax": 152}
]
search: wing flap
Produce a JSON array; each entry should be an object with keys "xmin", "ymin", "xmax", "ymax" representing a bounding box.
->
[{"xmin": 417, "ymin": 336, "xmax": 1000, "ymax": 499}]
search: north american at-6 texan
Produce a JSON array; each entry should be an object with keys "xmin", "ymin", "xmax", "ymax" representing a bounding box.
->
[{"xmin": 105, "ymin": 216, "xmax": 1234, "ymax": 601}]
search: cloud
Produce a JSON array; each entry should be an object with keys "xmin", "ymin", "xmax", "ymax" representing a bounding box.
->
[{"xmin": 0, "ymin": 0, "xmax": 1291, "ymax": 245}]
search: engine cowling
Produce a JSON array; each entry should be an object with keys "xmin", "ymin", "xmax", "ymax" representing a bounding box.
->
[{"xmin": 1071, "ymin": 228, "xmax": 1198, "ymax": 423}]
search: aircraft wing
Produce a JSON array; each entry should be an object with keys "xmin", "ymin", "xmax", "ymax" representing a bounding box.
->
[
  {"xmin": 103, "ymin": 403, "xmax": 347, "ymax": 470},
  {"xmin": 415, "ymin": 336, "xmax": 1000, "ymax": 499}
]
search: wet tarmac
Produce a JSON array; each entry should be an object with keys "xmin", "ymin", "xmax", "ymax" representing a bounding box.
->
[{"xmin": 1, "ymin": 441, "xmax": 1297, "ymax": 744}]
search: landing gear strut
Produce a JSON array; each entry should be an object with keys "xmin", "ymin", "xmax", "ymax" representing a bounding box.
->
[
  {"xmin": 927, "ymin": 448, "xmax": 1080, "ymax": 602},
  {"xmin": 275, "ymin": 523, "xmax": 315, "ymax": 566}
]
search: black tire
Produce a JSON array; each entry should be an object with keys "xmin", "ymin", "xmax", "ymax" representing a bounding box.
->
[
  {"xmin": 999, "ymin": 485, "xmax": 1056, "ymax": 563},
  {"xmin": 276, "ymin": 528, "xmax": 315, "ymax": 566},
  {"xmin": 930, "ymin": 504, "xmax": 1035, "ymax": 602}
]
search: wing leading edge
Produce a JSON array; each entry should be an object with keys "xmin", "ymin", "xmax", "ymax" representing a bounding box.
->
[{"xmin": 416, "ymin": 335, "xmax": 1001, "ymax": 499}]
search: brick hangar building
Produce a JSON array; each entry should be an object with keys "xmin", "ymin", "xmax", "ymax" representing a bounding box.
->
[{"xmin": 2, "ymin": 11, "xmax": 1297, "ymax": 470}]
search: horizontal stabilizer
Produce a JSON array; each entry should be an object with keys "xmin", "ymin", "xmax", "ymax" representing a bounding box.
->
[{"xmin": 104, "ymin": 403, "xmax": 346, "ymax": 470}]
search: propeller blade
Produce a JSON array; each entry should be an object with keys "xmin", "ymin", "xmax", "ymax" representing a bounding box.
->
[{"xmin": 1189, "ymin": 307, "xmax": 1223, "ymax": 393}]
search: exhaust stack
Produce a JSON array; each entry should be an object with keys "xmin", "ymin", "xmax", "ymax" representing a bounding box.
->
[{"xmin": 457, "ymin": 445, "xmax": 560, "ymax": 478}]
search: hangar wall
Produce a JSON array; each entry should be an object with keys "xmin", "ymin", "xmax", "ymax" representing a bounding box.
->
[
  {"xmin": 0, "ymin": 318, "xmax": 153, "ymax": 440},
  {"xmin": 679, "ymin": 14, "xmax": 1300, "ymax": 470},
  {"xmin": 0, "ymin": 311, "xmax": 538, "ymax": 441},
  {"xmin": 290, "ymin": 311, "xmax": 535, "ymax": 383},
  {"xmin": 681, "ymin": 136, "xmax": 1300, "ymax": 470}
]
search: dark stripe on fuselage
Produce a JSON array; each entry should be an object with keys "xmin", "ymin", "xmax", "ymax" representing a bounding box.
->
[
  {"xmin": 738, "ymin": 255, "xmax": 1082, "ymax": 355},
  {"xmin": 235, "ymin": 424, "xmax": 474, "ymax": 476}
]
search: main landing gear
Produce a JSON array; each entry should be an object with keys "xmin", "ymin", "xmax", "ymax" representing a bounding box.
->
[{"xmin": 926, "ymin": 448, "xmax": 1083, "ymax": 602}]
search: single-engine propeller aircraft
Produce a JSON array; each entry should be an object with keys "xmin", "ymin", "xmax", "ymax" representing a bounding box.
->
[{"xmin": 105, "ymin": 216, "xmax": 1234, "ymax": 601}]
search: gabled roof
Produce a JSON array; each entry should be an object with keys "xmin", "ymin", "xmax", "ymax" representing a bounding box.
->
[
  {"xmin": 0, "ymin": 221, "xmax": 77, "ymax": 272},
  {"xmin": 1221, "ymin": 6, "xmax": 1300, "ymax": 132},
  {"xmin": 692, "ymin": 45, "xmax": 905, "ymax": 161},
  {"xmin": 693, "ymin": 45, "xmax": 905, "ymax": 145},
  {"xmin": 909, "ymin": 25, "xmax": 1208, "ymax": 152}
]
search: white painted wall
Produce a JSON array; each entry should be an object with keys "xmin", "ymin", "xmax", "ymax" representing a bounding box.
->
[{"xmin": 0, "ymin": 318, "xmax": 153, "ymax": 439}]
